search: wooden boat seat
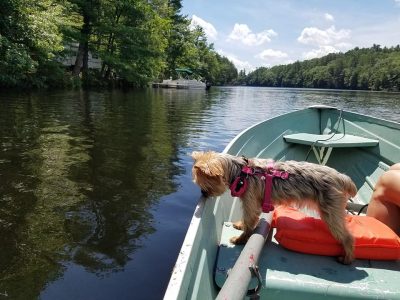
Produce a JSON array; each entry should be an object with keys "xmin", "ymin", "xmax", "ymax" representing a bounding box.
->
[{"xmin": 283, "ymin": 133, "xmax": 379, "ymax": 165}]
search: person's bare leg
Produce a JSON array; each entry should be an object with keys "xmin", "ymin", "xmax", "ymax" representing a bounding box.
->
[
  {"xmin": 388, "ymin": 163, "xmax": 400, "ymax": 171},
  {"xmin": 367, "ymin": 164, "xmax": 400, "ymax": 236}
]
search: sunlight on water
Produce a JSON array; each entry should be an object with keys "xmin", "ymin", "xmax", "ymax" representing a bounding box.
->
[{"xmin": 0, "ymin": 87, "xmax": 398, "ymax": 299}]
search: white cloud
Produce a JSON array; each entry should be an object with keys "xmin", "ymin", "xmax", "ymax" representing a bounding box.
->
[
  {"xmin": 335, "ymin": 42, "xmax": 352, "ymax": 49},
  {"xmin": 190, "ymin": 15, "xmax": 218, "ymax": 40},
  {"xmin": 227, "ymin": 24, "xmax": 277, "ymax": 46},
  {"xmin": 297, "ymin": 25, "xmax": 352, "ymax": 60},
  {"xmin": 324, "ymin": 13, "xmax": 334, "ymax": 22},
  {"xmin": 255, "ymin": 49, "xmax": 293, "ymax": 67},
  {"xmin": 256, "ymin": 49, "xmax": 288, "ymax": 60},
  {"xmin": 297, "ymin": 26, "xmax": 350, "ymax": 46},
  {"xmin": 217, "ymin": 49, "xmax": 254, "ymax": 72},
  {"xmin": 302, "ymin": 45, "xmax": 340, "ymax": 60}
]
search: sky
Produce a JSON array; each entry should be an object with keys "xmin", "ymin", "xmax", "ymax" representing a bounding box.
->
[{"xmin": 181, "ymin": 0, "xmax": 400, "ymax": 72}]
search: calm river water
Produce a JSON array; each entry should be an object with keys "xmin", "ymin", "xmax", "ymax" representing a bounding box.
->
[{"xmin": 0, "ymin": 87, "xmax": 398, "ymax": 299}]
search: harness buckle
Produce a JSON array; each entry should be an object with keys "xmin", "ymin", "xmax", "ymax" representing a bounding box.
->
[
  {"xmin": 241, "ymin": 165, "xmax": 255, "ymax": 175},
  {"xmin": 272, "ymin": 170, "xmax": 289, "ymax": 179}
]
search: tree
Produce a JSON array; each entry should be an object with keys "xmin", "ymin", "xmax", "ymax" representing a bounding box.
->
[
  {"xmin": 0, "ymin": 0, "xmax": 71, "ymax": 88},
  {"xmin": 67, "ymin": 0, "xmax": 100, "ymax": 80},
  {"xmin": 0, "ymin": 0, "xmax": 238, "ymax": 88},
  {"xmin": 244, "ymin": 45, "xmax": 400, "ymax": 91},
  {"xmin": 163, "ymin": 0, "xmax": 189, "ymax": 78}
]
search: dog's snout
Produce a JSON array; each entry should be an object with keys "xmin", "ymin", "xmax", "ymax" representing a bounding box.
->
[{"xmin": 201, "ymin": 189, "xmax": 209, "ymax": 197}]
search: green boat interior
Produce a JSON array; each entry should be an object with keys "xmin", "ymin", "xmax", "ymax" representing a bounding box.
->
[{"xmin": 172, "ymin": 107, "xmax": 400, "ymax": 300}]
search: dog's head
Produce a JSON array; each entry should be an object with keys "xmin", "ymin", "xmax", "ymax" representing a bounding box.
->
[{"xmin": 191, "ymin": 151, "xmax": 228, "ymax": 197}]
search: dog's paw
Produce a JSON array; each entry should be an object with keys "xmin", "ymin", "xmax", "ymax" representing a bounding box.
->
[
  {"xmin": 337, "ymin": 255, "xmax": 353, "ymax": 265},
  {"xmin": 201, "ymin": 190, "xmax": 209, "ymax": 197},
  {"xmin": 232, "ymin": 221, "xmax": 244, "ymax": 230},
  {"xmin": 230, "ymin": 235, "xmax": 248, "ymax": 245},
  {"xmin": 230, "ymin": 236, "xmax": 242, "ymax": 244}
]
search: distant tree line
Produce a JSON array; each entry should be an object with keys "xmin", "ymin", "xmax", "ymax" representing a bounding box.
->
[
  {"xmin": 0, "ymin": 0, "xmax": 237, "ymax": 89},
  {"xmin": 240, "ymin": 45, "xmax": 400, "ymax": 91},
  {"xmin": 1, "ymin": 0, "xmax": 399, "ymax": 91}
]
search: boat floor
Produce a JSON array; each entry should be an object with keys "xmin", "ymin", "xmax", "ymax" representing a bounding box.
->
[{"xmin": 216, "ymin": 222, "xmax": 400, "ymax": 300}]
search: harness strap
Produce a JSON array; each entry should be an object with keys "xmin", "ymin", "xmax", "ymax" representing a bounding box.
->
[
  {"xmin": 229, "ymin": 161, "xmax": 289, "ymax": 213},
  {"xmin": 262, "ymin": 174, "xmax": 275, "ymax": 213}
]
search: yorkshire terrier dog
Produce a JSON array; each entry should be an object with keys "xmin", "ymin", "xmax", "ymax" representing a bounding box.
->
[{"xmin": 191, "ymin": 151, "xmax": 357, "ymax": 264}]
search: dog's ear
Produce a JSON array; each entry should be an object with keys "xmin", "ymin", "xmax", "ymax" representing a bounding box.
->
[
  {"xmin": 194, "ymin": 163, "xmax": 223, "ymax": 177},
  {"xmin": 193, "ymin": 158, "xmax": 223, "ymax": 177},
  {"xmin": 191, "ymin": 151, "xmax": 204, "ymax": 161}
]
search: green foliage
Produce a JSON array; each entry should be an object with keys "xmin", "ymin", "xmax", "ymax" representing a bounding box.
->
[
  {"xmin": 2, "ymin": 0, "xmax": 400, "ymax": 90},
  {"xmin": 0, "ymin": 36, "xmax": 36, "ymax": 87},
  {"xmin": 245, "ymin": 45, "xmax": 400, "ymax": 91},
  {"xmin": 89, "ymin": 0, "xmax": 168, "ymax": 86},
  {"xmin": 0, "ymin": 0, "xmax": 237, "ymax": 88},
  {"xmin": 0, "ymin": 0, "xmax": 75, "ymax": 88},
  {"xmin": 159, "ymin": 5, "xmax": 237, "ymax": 85}
]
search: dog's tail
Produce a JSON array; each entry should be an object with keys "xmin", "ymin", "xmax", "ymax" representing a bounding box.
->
[{"xmin": 342, "ymin": 174, "xmax": 357, "ymax": 198}]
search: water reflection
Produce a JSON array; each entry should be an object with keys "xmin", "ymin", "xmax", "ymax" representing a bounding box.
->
[
  {"xmin": 0, "ymin": 89, "xmax": 208, "ymax": 298},
  {"xmin": 0, "ymin": 87, "xmax": 398, "ymax": 299}
]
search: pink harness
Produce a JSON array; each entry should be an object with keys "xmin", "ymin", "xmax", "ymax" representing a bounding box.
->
[{"xmin": 229, "ymin": 162, "xmax": 289, "ymax": 213}]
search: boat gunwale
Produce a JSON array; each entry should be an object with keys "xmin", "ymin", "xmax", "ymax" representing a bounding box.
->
[
  {"xmin": 164, "ymin": 106, "xmax": 400, "ymax": 299},
  {"xmin": 163, "ymin": 196, "xmax": 208, "ymax": 299}
]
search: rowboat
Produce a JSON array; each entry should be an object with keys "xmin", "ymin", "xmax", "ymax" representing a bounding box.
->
[{"xmin": 164, "ymin": 106, "xmax": 400, "ymax": 300}]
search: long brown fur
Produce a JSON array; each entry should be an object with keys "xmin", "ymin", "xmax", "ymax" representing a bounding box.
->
[{"xmin": 191, "ymin": 150, "xmax": 357, "ymax": 264}]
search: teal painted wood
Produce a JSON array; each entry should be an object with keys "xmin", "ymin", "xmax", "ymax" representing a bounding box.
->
[
  {"xmin": 216, "ymin": 224, "xmax": 400, "ymax": 300},
  {"xmin": 225, "ymin": 108, "xmax": 322, "ymax": 159},
  {"xmin": 283, "ymin": 133, "xmax": 379, "ymax": 147},
  {"xmin": 320, "ymin": 109, "xmax": 400, "ymax": 164},
  {"xmin": 164, "ymin": 107, "xmax": 400, "ymax": 300},
  {"xmin": 215, "ymin": 213, "xmax": 273, "ymax": 300},
  {"xmin": 257, "ymin": 241, "xmax": 399, "ymax": 299}
]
